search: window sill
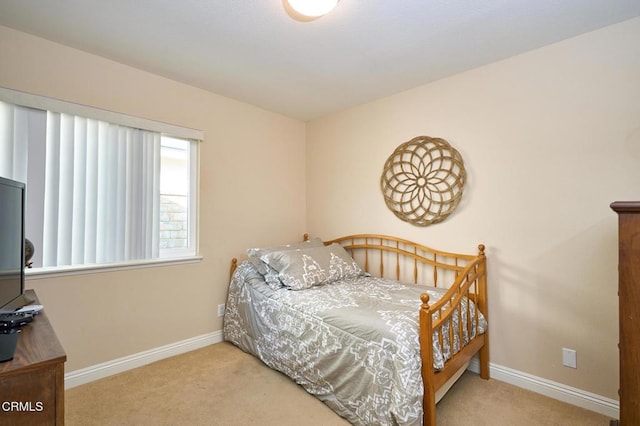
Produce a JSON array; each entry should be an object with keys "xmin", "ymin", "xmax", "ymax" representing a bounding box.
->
[{"xmin": 25, "ymin": 256, "xmax": 203, "ymax": 281}]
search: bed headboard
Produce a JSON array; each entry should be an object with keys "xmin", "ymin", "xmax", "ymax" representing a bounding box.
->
[
  {"xmin": 307, "ymin": 233, "xmax": 484, "ymax": 290},
  {"xmin": 230, "ymin": 233, "xmax": 485, "ymax": 297}
]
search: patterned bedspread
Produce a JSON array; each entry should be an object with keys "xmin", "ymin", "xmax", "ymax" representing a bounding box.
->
[{"xmin": 223, "ymin": 260, "xmax": 487, "ymax": 425}]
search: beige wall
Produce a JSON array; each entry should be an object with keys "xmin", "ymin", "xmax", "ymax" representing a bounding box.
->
[
  {"xmin": 2, "ymin": 15, "xmax": 638, "ymax": 401},
  {"xmin": 306, "ymin": 17, "xmax": 640, "ymax": 400},
  {"xmin": 0, "ymin": 25, "xmax": 307, "ymax": 371}
]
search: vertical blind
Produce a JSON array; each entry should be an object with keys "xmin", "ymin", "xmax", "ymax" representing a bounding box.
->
[
  {"xmin": 0, "ymin": 102, "xmax": 33, "ymax": 184},
  {"xmin": 0, "ymin": 101, "xmax": 161, "ymax": 268}
]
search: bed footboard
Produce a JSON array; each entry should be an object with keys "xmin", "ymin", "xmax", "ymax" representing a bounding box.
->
[{"xmin": 419, "ymin": 244, "xmax": 488, "ymax": 426}]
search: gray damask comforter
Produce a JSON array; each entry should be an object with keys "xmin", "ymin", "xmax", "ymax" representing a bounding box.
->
[{"xmin": 223, "ymin": 260, "xmax": 487, "ymax": 425}]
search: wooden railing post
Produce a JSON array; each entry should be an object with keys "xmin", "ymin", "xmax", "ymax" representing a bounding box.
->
[
  {"xmin": 420, "ymin": 293, "xmax": 437, "ymax": 426},
  {"xmin": 477, "ymin": 244, "xmax": 490, "ymax": 380}
]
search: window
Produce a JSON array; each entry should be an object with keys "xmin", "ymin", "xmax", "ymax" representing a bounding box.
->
[
  {"xmin": 160, "ymin": 136, "xmax": 194, "ymax": 254},
  {"xmin": 0, "ymin": 88, "xmax": 201, "ymax": 273}
]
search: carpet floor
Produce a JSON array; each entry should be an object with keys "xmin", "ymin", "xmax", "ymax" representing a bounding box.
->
[{"xmin": 66, "ymin": 342, "xmax": 613, "ymax": 425}]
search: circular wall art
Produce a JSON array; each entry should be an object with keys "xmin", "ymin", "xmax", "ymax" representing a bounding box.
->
[{"xmin": 380, "ymin": 136, "xmax": 466, "ymax": 227}]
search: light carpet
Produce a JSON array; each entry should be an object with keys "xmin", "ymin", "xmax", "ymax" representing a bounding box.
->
[{"xmin": 66, "ymin": 342, "xmax": 613, "ymax": 425}]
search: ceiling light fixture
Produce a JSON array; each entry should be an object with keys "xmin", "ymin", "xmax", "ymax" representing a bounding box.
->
[{"xmin": 286, "ymin": 0, "xmax": 340, "ymax": 18}]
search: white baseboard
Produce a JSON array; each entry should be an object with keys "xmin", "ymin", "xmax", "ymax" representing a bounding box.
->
[
  {"xmin": 64, "ymin": 330, "xmax": 223, "ymax": 389},
  {"xmin": 468, "ymin": 358, "xmax": 619, "ymax": 419}
]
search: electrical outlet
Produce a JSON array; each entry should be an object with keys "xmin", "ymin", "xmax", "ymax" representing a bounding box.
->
[
  {"xmin": 562, "ymin": 348, "xmax": 577, "ymax": 369},
  {"xmin": 217, "ymin": 304, "xmax": 226, "ymax": 317}
]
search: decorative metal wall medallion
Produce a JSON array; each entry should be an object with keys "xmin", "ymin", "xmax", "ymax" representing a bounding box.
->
[{"xmin": 380, "ymin": 136, "xmax": 466, "ymax": 226}]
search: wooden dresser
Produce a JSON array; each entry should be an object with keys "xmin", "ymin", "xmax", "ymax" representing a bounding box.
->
[
  {"xmin": 0, "ymin": 290, "xmax": 66, "ymax": 425},
  {"xmin": 611, "ymin": 202, "xmax": 640, "ymax": 425}
]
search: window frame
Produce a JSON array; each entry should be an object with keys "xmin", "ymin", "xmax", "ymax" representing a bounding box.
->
[
  {"xmin": 159, "ymin": 135, "xmax": 199, "ymax": 260},
  {"xmin": 0, "ymin": 87, "xmax": 202, "ymax": 278}
]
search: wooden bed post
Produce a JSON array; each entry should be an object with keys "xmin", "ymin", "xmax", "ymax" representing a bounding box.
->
[
  {"xmin": 477, "ymin": 244, "xmax": 490, "ymax": 380},
  {"xmin": 420, "ymin": 293, "xmax": 437, "ymax": 426},
  {"xmin": 230, "ymin": 258, "xmax": 238, "ymax": 277}
]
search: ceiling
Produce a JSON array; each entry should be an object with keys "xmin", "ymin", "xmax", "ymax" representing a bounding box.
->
[{"xmin": 1, "ymin": 1, "xmax": 639, "ymax": 121}]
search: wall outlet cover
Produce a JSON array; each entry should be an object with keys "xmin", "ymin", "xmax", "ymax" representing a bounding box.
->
[{"xmin": 562, "ymin": 348, "xmax": 577, "ymax": 369}]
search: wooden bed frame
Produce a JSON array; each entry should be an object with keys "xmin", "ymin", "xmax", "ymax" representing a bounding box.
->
[{"xmin": 230, "ymin": 233, "xmax": 489, "ymax": 426}]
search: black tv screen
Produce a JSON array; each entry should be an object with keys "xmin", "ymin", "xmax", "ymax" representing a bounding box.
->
[{"xmin": 0, "ymin": 176, "xmax": 25, "ymax": 313}]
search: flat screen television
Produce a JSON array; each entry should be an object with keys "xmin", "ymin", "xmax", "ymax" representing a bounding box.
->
[{"xmin": 0, "ymin": 176, "xmax": 29, "ymax": 314}]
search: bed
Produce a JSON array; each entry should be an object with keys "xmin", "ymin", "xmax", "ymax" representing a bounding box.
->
[{"xmin": 223, "ymin": 234, "xmax": 489, "ymax": 426}]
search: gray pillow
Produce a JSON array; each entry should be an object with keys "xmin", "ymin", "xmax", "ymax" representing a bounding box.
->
[
  {"xmin": 247, "ymin": 237, "xmax": 324, "ymax": 290},
  {"xmin": 260, "ymin": 243, "xmax": 363, "ymax": 290}
]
